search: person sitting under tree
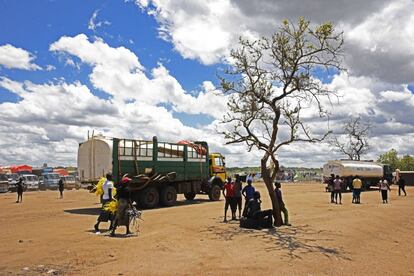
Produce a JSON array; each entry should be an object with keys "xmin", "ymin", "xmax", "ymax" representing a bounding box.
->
[{"xmin": 242, "ymin": 191, "xmax": 273, "ymax": 229}]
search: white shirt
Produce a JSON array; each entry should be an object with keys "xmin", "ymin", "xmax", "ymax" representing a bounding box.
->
[
  {"xmin": 102, "ymin": 180, "xmax": 114, "ymax": 200},
  {"xmin": 379, "ymin": 180, "xmax": 389, "ymax": 191}
]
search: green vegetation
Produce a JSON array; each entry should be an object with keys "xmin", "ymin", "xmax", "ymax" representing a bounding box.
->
[{"xmin": 378, "ymin": 149, "xmax": 414, "ymax": 171}]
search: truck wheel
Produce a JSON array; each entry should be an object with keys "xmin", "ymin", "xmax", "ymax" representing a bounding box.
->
[
  {"xmin": 208, "ymin": 185, "xmax": 221, "ymax": 201},
  {"xmin": 184, "ymin": 191, "xmax": 196, "ymax": 200},
  {"xmin": 160, "ymin": 186, "xmax": 177, "ymax": 207},
  {"xmin": 139, "ymin": 187, "xmax": 159, "ymax": 209}
]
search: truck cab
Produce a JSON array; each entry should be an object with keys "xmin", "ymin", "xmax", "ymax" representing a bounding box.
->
[
  {"xmin": 21, "ymin": 174, "xmax": 39, "ymax": 190},
  {"xmin": 39, "ymin": 173, "xmax": 60, "ymax": 190},
  {"xmin": 6, "ymin": 173, "xmax": 18, "ymax": 192},
  {"xmin": 209, "ymin": 153, "xmax": 226, "ymax": 182},
  {"xmin": 0, "ymin": 174, "xmax": 9, "ymax": 193}
]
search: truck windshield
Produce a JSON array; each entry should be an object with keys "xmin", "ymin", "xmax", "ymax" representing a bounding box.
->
[
  {"xmin": 0, "ymin": 174, "xmax": 8, "ymax": 181},
  {"xmin": 214, "ymin": 157, "xmax": 223, "ymax": 167},
  {"xmin": 45, "ymin": 174, "xmax": 60, "ymax": 179}
]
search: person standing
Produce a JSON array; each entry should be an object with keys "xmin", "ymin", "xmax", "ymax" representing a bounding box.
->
[
  {"xmin": 222, "ymin": 177, "xmax": 236, "ymax": 222},
  {"xmin": 274, "ymin": 181, "xmax": 290, "ymax": 226},
  {"xmin": 352, "ymin": 176, "xmax": 363, "ymax": 204},
  {"xmin": 233, "ymin": 174, "xmax": 243, "ymax": 219},
  {"xmin": 16, "ymin": 177, "xmax": 24, "ymax": 203},
  {"xmin": 58, "ymin": 178, "xmax": 64, "ymax": 199},
  {"xmin": 328, "ymin": 174, "xmax": 335, "ymax": 203},
  {"xmin": 94, "ymin": 173, "xmax": 114, "ymax": 232},
  {"xmin": 242, "ymin": 179, "xmax": 255, "ymax": 216},
  {"xmin": 333, "ymin": 175, "xmax": 342, "ymax": 204},
  {"xmin": 378, "ymin": 178, "xmax": 391, "ymax": 204},
  {"xmin": 398, "ymin": 177, "xmax": 407, "ymax": 196}
]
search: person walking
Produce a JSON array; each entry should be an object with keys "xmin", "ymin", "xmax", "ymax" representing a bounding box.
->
[
  {"xmin": 16, "ymin": 177, "xmax": 24, "ymax": 203},
  {"xmin": 333, "ymin": 175, "xmax": 343, "ymax": 204},
  {"xmin": 233, "ymin": 174, "xmax": 243, "ymax": 219},
  {"xmin": 111, "ymin": 175, "xmax": 132, "ymax": 237},
  {"xmin": 222, "ymin": 177, "xmax": 236, "ymax": 222},
  {"xmin": 398, "ymin": 177, "xmax": 407, "ymax": 196},
  {"xmin": 378, "ymin": 178, "xmax": 391, "ymax": 203},
  {"xmin": 274, "ymin": 181, "xmax": 290, "ymax": 226},
  {"xmin": 352, "ymin": 176, "xmax": 363, "ymax": 204},
  {"xmin": 94, "ymin": 173, "xmax": 114, "ymax": 233},
  {"xmin": 58, "ymin": 178, "xmax": 64, "ymax": 199}
]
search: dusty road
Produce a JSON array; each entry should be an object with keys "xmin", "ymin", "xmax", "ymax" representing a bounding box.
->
[{"xmin": 1, "ymin": 183, "xmax": 413, "ymax": 275}]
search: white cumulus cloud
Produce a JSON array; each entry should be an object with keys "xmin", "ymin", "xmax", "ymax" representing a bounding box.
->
[{"xmin": 0, "ymin": 44, "xmax": 41, "ymax": 70}]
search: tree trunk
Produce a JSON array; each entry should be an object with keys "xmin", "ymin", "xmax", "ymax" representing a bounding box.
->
[{"xmin": 261, "ymin": 159, "xmax": 283, "ymax": 227}]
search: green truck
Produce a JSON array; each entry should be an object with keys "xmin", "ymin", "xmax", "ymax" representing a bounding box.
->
[{"xmin": 110, "ymin": 136, "xmax": 227, "ymax": 208}]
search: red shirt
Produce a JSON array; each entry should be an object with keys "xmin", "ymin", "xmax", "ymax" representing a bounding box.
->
[{"xmin": 224, "ymin": 182, "xmax": 235, "ymax": 197}]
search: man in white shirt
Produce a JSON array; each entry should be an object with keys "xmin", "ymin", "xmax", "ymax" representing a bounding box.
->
[{"xmin": 94, "ymin": 173, "xmax": 114, "ymax": 233}]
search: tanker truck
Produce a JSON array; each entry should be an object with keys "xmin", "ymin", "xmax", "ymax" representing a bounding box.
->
[
  {"xmin": 323, "ymin": 160, "xmax": 393, "ymax": 191},
  {"xmin": 77, "ymin": 135, "xmax": 227, "ymax": 208}
]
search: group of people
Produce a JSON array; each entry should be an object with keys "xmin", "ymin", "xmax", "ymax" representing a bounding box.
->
[
  {"xmin": 14, "ymin": 176, "xmax": 65, "ymax": 203},
  {"xmin": 327, "ymin": 173, "xmax": 408, "ymax": 205},
  {"xmin": 222, "ymin": 175, "xmax": 290, "ymax": 229},
  {"xmin": 94, "ymin": 173, "xmax": 134, "ymax": 237}
]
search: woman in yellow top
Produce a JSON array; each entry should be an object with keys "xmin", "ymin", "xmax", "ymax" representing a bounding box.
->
[{"xmin": 352, "ymin": 176, "xmax": 363, "ymax": 204}]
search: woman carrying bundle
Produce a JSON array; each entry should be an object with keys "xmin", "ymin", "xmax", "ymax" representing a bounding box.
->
[{"xmin": 110, "ymin": 174, "xmax": 133, "ymax": 236}]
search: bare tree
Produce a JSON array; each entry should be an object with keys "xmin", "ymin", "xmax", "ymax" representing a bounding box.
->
[
  {"xmin": 219, "ymin": 18, "xmax": 344, "ymax": 226},
  {"xmin": 330, "ymin": 116, "xmax": 371, "ymax": 161}
]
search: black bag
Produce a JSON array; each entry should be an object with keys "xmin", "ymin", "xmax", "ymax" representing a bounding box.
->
[{"xmin": 239, "ymin": 217, "xmax": 259, "ymax": 229}]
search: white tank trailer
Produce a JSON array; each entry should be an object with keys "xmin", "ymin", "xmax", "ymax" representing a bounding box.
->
[
  {"xmin": 323, "ymin": 160, "xmax": 393, "ymax": 190},
  {"xmin": 77, "ymin": 135, "xmax": 113, "ymax": 186}
]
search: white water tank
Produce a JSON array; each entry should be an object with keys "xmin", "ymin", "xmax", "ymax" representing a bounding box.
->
[
  {"xmin": 77, "ymin": 135, "xmax": 113, "ymax": 183},
  {"xmin": 323, "ymin": 160, "xmax": 383, "ymax": 179}
]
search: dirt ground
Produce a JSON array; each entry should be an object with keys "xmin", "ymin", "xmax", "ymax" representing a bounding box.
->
[{"xmin": 1, "ymin": 182, "xmax": 413, "ymax": 276}]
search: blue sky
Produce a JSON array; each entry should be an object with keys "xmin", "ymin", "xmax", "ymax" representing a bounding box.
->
[
  {"xmin": 1, "ymin": 0, "xmax": 414, "ymax": 167},
  {"xmin": 0, "ymin": 0, "xmax": 219, "ymax": 109}
]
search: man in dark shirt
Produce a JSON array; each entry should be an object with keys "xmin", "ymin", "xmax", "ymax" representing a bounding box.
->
[
  {"xmin": 241, "ymin": 179, "xmax": 255, "ymax": 217},
  {"xmin": 328, "ymin": 174, "xmax": 335, "ymax": 203},
  {"xmin": 111, "ymin": 175, "xmax": 132, "ymax": 236},
  {"xmin": 398, "ymin": 177, "xmax": 407, "ymax": 196},
  {"xmin": 233, "ymin": 174, "xmax": 243, "ymax": 219},
  {"xmin": 16, "ymin": 177, "xmax": 24, "ymax": 203},
  {"xmin": 274, "ymin": 181, "xmax": 290, "ymax": 226},
  {"xmin": 58, "ymin": 178, "xmax": 64, "ymax": 199}
]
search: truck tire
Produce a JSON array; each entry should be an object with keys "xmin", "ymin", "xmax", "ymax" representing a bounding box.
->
[
  {"xmin": 139, "ymin": 187, "xmax": 159, "ymax": 209},
  {"xmin": 208, "ymin": 185, "xmax": 221, "ymax": 201},
  {"xmin": 184, "ymin": 191, "xmax": 196, "ymax": 200},
  {"xmin": 160, "ymin": 186, "xmax": 177, "ymax": 207}
]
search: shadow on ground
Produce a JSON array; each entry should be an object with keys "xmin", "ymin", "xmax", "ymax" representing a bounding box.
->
[
  {"xmin": 64, "ymin": 198, "xmax": 213, "ymax": 216},
  {"xmin": 203, "ymin": 222, "xmax": 351, "ymax": 261}
]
